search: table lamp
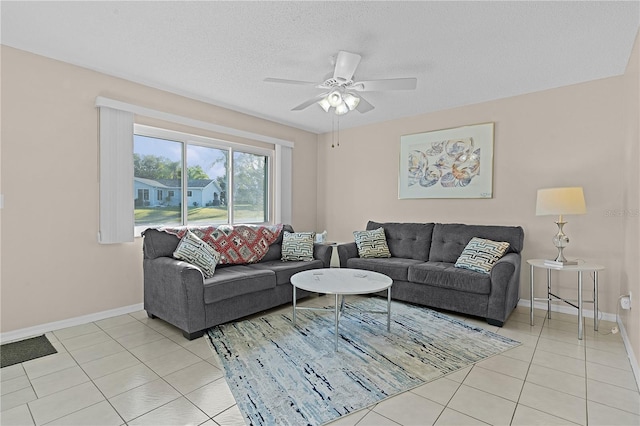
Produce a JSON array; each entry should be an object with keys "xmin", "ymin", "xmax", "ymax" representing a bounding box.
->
[{"xmin": 536, "ymin": 187, "xmax": 586, "ymax": 266}]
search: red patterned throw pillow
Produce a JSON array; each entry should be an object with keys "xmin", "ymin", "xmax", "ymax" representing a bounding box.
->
[{"xmin": 162, "ymin": 224, "xmax": 283, "ymax": 265}]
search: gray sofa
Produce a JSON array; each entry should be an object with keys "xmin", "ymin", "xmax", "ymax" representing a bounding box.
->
[
  {"xmin": 338, "ymin": 221, "xmax": 524, "ymax": 326},
  {"xmin": 143, "ymin": 225, "xmax": 333, "ymax": 339}
]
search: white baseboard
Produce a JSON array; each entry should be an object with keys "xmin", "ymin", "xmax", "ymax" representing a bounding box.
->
[
  {"xmin": 0, "ymin": 303, "xmax": 144, "ymax": 344},
  {"xmin": 517, "ymin": 299, "xmax": 617, "ymax": 323},
  {"xmin": 517, "ymin": 299, "xmax": 639, "ymax": 390},
  {"xmin": 617, "ymin": 318, "xmax": 640, "ymax": 393}
]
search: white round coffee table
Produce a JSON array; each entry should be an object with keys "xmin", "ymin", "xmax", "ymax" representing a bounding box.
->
[{"xmin": 291, "ymin": 268, "xmax": 393, "ymax": 351}]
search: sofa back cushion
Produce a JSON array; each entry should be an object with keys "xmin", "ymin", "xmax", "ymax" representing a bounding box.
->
[
  {"xmin": 261, "ymin": 224, "xmax": 294, "ymax": 262},
  {"xmin": 429, "ymin": 223, "xmax": 524, "ymax": 263},
  {"xmin": 367, "ymin": 221, "xmax": 435, "ymax": 261}
]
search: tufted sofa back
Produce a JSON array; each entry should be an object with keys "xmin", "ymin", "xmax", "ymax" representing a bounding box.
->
[
  {"xmin": 366, "ymin": 221, "xmax": 434, "ymax": 261},
  {"xmin": 428, "ymin": 223, "xmax": 524, "ymax": 264},
  {"xmin": 364, "ymin": 221, "xmax": 524, "ymax": 264}
]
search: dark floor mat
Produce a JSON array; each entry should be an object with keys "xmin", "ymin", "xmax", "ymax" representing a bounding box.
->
[{"xmin": 1, "ymin": 335, "xmax": 58, "ymax": 368}]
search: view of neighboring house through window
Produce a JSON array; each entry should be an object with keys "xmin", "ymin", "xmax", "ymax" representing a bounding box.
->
[
  {"xmin": 134, "ymin": 135, "xmax": 183, "ymax": 227},
  {"xmin": 133, "ymin": 125, "xmax": 271, "ymax": 232},
  {"xmin": 186, "ymin": 144, "xmax": 228, "ymax": 225}
]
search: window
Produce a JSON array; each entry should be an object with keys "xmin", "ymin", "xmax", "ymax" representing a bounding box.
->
[
  {"xmin": 133, "ymin": 125, "xmax": 272, "ymax": 232},
  {"xmin": 233, "ymin": 151, "xmax": 268, "ymax": 223}
]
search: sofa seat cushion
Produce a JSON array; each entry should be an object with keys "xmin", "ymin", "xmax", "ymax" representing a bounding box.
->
[
  {"xmin": 346, "ymin": 257, "xmax": 423, "ymax": 281},
  {"xmin": 408, "ymin": 262, "xmax": 491, "ymax": 295},
  {"xmin": 203, "ymin": 266, "xmax": 276, "ymax": 304},
  {"xmin": 249, "ymin": 260, "xmax": 324, "ymax": 286}
]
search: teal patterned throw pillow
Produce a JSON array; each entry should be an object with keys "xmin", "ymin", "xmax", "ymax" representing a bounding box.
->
[
  {"xmin": 353, "ymin": 227, "xmax": 391, "ymax": 258},
  {"xmin": 455, "ymin": 237, "xmax": 510, "ymax": 274},
  {"xmin": 281, "ymin": 232, "xmax": 315, "ymax": 261},
  {"xmin": 173, "ymin": 230, "xmax": 221, "ymax": 278}
]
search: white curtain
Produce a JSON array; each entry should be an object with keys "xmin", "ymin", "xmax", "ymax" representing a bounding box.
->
[{"xmin": 98, "ymin": 106, "xmax": 134, "ymax": 243}]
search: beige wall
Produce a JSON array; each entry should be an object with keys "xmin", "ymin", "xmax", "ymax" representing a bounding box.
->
[
  {"xmin": 621, "ymin": 32, "xmax": 640, "ymax": 365},
  {"xmin": 317, "ymin": 65, "xmax": 633, "ymax": 321},
  {"xmin": 0, "ymin": 46, "xmax": 319, "ymax": 333},
  {"xmin": 2, "ymin": 35, "xmax": 638, "ymax": 367}
]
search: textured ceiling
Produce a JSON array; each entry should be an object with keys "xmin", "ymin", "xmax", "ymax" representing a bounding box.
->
[{"xmin": 2, "ymin": 1, "xmax": 639, "ymax": 134}]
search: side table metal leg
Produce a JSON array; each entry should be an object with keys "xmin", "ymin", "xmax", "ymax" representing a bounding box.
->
[
  {"xmin": 578, "ymin": 272, "xmax": 584, "ymax": 340},
  {"xmin": 594, "ymin": 271, "xmax": 599, "ymax": 331},
  {"xmin": 530, "ymin": 265, "xmax": 535, "ymax": 326},
  {"xmin": 547, "ymin": 268, "xmax": 552, "ymax": 319}
]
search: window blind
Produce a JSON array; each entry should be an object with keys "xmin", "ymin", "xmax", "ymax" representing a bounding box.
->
[
  {"xmin": 98, "ymin": 106, "xmax": 134, "ymax": 243},
  {"xmin": 275, "ymin": 144, "xmax": 293, "ymax": 225}
]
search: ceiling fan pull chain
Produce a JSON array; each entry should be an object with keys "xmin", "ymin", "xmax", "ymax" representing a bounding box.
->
[
  {"xmin": 331, "ymin": 116, "xmax": 336, "ymax": 148},
  {"xmin": 337, "ymin": 116, "xmax": 340, "ymax": 147}
]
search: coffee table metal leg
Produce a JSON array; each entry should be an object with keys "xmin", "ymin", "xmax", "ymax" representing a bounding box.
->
[
  {"xmin": 293, "ymin": 285, "xmax": 297, "ymax": 326},
  {"xmin": 387, "ymin": 288, "xmax": 391, "ymax": 332},
  {"xmin": 335, "ymin": 294, "xmax": 339, "ymax": 351}
]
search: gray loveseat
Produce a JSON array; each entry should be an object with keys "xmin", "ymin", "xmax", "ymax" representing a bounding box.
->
[
  {"xmin": 338, "ymin": 221, "xmax": 524, "ymax": 326},
  {"xmin": 143, "ymin": 225, "xmax": 333, "ymax": 339}
]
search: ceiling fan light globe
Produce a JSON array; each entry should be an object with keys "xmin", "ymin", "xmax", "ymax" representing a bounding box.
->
[
  {"xmin": 317, "ymin": 98, "xmax": 331, "ymax": 112},
  {"xmin": 335, "ymin": 102, "xmax": 349, "ymax": 115},
  {"xmin": 327, "ymin": 90, "xmax": 343, "ymax": 107},
  {"xmin": 343, "ymin": 93, "xmax": 360, "ymax": 110}
]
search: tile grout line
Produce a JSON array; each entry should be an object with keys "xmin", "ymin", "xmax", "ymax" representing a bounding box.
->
[
  {"xmin": 508, "ymin": 323, "xmax": 540, "ymax": 426},
  {"xmin": 105, "ymin": 314, "xmax": 221, "ymax": 424},
  {"xmin": 87, "ymin": 315, "xmax": 211, "ymax": 425},
  {"xmin": 50, "ymin": 319, "xmax": 129, "ymax": 426}
]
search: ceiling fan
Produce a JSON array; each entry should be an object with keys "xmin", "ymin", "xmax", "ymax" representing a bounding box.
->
[{"xmin": 264, "ymin": 51, "xmax": 417, "ymax": 115}]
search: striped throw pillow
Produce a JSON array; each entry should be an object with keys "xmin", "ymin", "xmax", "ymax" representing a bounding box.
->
[
  {"xmin": 173, "ymin": 230, "xmax": 220, "ymax": 278},
  {"xmin": 455, "ymin": 237, "xmax": 510, "ymax": 274},
  {"xmin": 281, "ymin": 232, "xmax": 315, "ymax": 261},
  {"xmin": 353, "ymin": 227, "xmax": 391, "ymax": 258}
]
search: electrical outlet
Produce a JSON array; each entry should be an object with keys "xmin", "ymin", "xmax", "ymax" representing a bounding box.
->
[{"xmin": 621, "ymin": 294, "xmax": 632, "ymax": 310}]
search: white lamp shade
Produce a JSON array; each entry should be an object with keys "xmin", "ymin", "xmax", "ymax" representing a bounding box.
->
[
  {"xmin": 334, "ymin": 102, "xmax": 349, "ymax": 115},
  {"xmin": 317, "ymin": 97, "xmax": 331, "ymax": 112},
  {"xmin": 536, "ymin": 187, "xmax": 586, "ymax": 216},
  {"xmin": 327, "ymin": 90, "xmax": 343, "ymax": 107},
  {"xmin": 343, "ymin": 92, "xmax": 360, "ymax": 110}
]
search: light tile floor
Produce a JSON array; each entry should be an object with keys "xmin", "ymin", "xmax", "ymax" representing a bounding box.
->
[{"xmin": 1, "ymin": 296, "xmax": 639, "ymax": 425}]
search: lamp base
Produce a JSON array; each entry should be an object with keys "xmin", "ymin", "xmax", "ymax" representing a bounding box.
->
[{"xmin": 544, "ymin": 259, "xmax": 578, "ymax": 267}]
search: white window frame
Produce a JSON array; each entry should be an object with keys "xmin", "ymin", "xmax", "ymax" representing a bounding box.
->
[
  {"xmin": 97, "ymin": 97, "xmax": 293, "ymax": 243},
  {"xmin": 134, "ymin": 124, "xmax": 274, "ymax": 235}
]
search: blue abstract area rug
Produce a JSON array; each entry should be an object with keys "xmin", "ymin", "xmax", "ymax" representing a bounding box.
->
[{"xmin": 206, "ymin": 297, "xmax": 520, "ymax": 426}]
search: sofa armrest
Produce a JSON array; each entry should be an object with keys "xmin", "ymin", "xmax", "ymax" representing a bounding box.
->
[
  {"xmin": 337, "ymin": 242, "xmax": 359, "ymax": 268},
  {"xmin": 143, "ymin": 256, "xmax": 206, "ymax": 334},
  {"xmin": 487, "ymin": 253, "xmax": 521, "ymax": 324},
  {"xmin": 313, "ymin": 243, "xmax": 333, "ymax": 268}
]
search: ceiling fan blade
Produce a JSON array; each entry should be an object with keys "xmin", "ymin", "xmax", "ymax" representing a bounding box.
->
[
  {"xmin": 352, "ymin": 78, "xmax": 417, "ymax": 91},
  {"xmin": 355, "ymin": 95, "xmax": 375, "ymax": 113},
  {"xmin": 333, "ymin": 51, "xmax": 361, "ymax": 81},
  {"xmin": 291, "ymin": 92, "xmax": 331, "ymax": 111},
  {"xmin": 264, "ymin": 77, "xmax": 318, "ymax": 86}
]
